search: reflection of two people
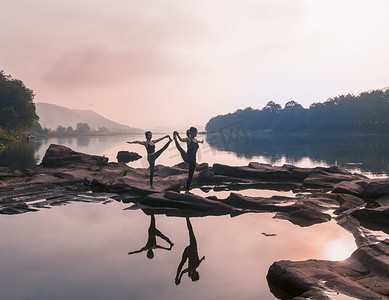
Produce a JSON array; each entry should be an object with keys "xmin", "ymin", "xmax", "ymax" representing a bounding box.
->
[
  {"xmin": 127, "ymin": 215, "xmax": 205, "ymax": 284},
  {"xmin": 175, "ymin": 217, "xmax": 205, "ymax": 285},
  {"xmin": 128, "ymin": 214, "xmax": 174, "ymax": 259}
]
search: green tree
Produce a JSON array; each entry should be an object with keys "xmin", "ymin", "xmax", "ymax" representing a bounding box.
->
[
  {"xmin": 32, "ymin": 119, "xmax": 43, "ymax": 134},
  {"xmin": 56, "ymin": 125, "xmax": 66, "ymax": 133},
  {"xmin": 76, "ymin": 122, "xmax": 91, "ymax": 133},
  {"xmin": 0, "ymin": 70, "xmax": 38, "ymax": 131}
]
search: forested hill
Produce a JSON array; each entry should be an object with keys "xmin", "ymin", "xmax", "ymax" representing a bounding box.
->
[
  {"xmin": 36, "ymin": 102, "xmax": 143, "ymax": 133},
  {"xmin": 206, "ymin": 90, "xmax": 389, "ymax": 134}
]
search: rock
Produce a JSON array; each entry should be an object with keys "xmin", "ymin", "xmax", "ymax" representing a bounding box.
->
[
  {"xmin": 41, "ymin": 144, "xmax": 108, "ymax": 168},
  {"xmin": 303, "ymin": 172, "xmax": 361, "ymax": 188},
  {"xmin": 223, "ymin": 192, "xmax": 293, "ymax": 211},
  {"xmin": 333, "ymin": 178, "xmax": 389, "ymax": 201},
  {"xmin": 332, "ymin": 180, "xmax": 365, "ymax": 196},
  {"xmin": 351, "ymin": 207, "xmax": 389, "ymax": 234},
  {"xmin": 52, "ymin": 172, "xmax": 75, "ymax": 180},
  {"xmin": 0, "ymin": 200, "xmax": 38, "ymax": 215},
  {"xmin": 267, "ymin": 240, "xmax": 389, "ymax": 299},
  {"xmin": 376, "ymin": 195, "xmax": 389, "ymax": 206},
  {"xmin": 276, "ymin": 208, "xmax": 331, "ymax": 227},
  {"xmin": 140, "ymin": 191, "xmax": 237, "ymax": 216},
  {"xmin": 224, "ymin": 192, "xmax": 334, "ymax": 227},
  {"xmin": 361, "ymin": 179, "xmax": 389, "ymax": 199},
  {"xmin": 212, "ymin": 163, "xmax": 363, "ymax": 187},
  {"xmin": 333, "ymin": 193, "xmax": 365, "ymax": 214},
  {"xmin": 116, "ymin": 151, "xmax": 142, "ymax": 163}
]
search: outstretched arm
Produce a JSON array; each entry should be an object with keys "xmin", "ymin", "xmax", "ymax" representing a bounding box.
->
[
  {"xmin": 127, "ymin": 141, "xmax": 146, "ymax": 146},
  {"xmin": 152, "ymin": 135, "xmax": 169, "ymax": 143},
  {"xmin": 195, "ymin": 138, "xmax": 204, "ymax": 144},
  {"xmin": 128, "ymin": 246, "xmax": 148, "ymax": 255}
]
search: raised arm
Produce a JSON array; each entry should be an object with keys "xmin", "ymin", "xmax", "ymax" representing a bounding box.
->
[
  {"xmin": 177, "ymin": 133, "xmax": 189, "ymax": 143},
  {"xmin": 152, "ymin": 135, "xmax": 169, "ymax": 143},
  {"xmin": 127, "ymin": 141, "xmax": 146, "ymax": 146}
]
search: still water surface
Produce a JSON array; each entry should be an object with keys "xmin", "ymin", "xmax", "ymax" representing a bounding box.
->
[
  {"xmin": 1, "ymin": 134, "xmax": 388, "ymax": 299},
  {"xmin": 2, "ymin": 133, "xmax": 389, "ymax": 176},
  {"xmin": 0, "ymin": 201, "xmax": 356, "ymax": 300}
]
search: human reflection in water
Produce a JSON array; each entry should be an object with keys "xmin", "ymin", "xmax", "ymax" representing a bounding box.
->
[
  {"xmin": 175, "ymin": 217, "xmax": 205, "ymax": 285},
  {"xmin": 128, "ymin": 214, "xmax": 174, "ymax": 259}
]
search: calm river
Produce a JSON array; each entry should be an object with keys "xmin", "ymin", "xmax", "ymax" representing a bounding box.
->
[{"xmin": 1, "ymin": 133, "xmax": 388, "ymax": 299}]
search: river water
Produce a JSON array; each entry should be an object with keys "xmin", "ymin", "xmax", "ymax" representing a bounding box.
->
[{"xmin": 1, "ymin": 133, "xmax": 388, "ymax": 299}]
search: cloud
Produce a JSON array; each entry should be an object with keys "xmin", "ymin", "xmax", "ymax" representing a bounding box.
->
[
  {"xmin": 42, "ymin": 46, "xmax": 179, "ymax": 88},
  {"xmin": 2, "ymin": 0, "xmax": 389, "ymax": 129}
]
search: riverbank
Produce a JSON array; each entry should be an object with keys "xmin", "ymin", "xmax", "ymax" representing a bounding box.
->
[{"xmin": 1, "ymin": 144, "xmax": 388, "ymax": 299}]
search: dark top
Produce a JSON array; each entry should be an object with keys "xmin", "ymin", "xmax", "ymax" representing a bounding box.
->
[
  {"xmin": 187, "ymin": 139, "xmax": 199, "ymax": 156},
  {"xmin": 147, "ymin": 142, "xmax": 155, "ymax": 154}
]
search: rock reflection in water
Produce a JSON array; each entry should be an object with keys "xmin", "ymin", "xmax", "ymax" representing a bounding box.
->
[{"xmin": 0, "ymin": 201, "xmax": 360, "ymax": 300}]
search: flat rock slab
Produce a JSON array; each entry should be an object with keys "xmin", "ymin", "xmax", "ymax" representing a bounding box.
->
[
  {"xmin": 333, "ymin": 178, "xmax": 389, "ymax": 200},
  {"xmin": 267, "ymin": 240, "xmax": 389, "ymax": 300},
  {"xmin": 139, "ymin": 191, "xmax": 237, "ymax": 216},
  {"xmin": 212, "ymin": 162, "xmax": 365, "ymax": 188}
]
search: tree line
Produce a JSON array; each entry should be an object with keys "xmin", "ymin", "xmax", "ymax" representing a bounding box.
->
[
  {"xmin": 0, "ymin": 70, "xmax": 38, "ymax": 140},
  {"xmin": 205, "ymin": 90, "xmax": 389, "ymax": 134}
]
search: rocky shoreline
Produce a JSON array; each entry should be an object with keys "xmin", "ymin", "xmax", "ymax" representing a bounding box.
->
[{"xmin": 1, "ymin": 144, "xmax": 388, "ymax": 299}]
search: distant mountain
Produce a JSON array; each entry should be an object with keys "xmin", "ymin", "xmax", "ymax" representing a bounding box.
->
[{"xmin": 35, "ymin": 102, "xmax": 143, "ymax": 133}]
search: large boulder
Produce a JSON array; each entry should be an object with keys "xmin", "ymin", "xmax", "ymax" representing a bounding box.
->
[
  {"xmin": 116, "ymin": 151, "xmax": 142, "ymax": 163},
  {"xmin": 41, "ymin": 144, "xmax": 108, "ymax": 168}
]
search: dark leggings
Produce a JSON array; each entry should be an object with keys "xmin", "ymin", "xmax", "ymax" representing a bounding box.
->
[
  {"xmin": 147, "ymin": 140, "xmax": 171, "ymax": 185},
  {"xmin": 175, "ymin": 140, "xmax": 196, "ymax": 190}
]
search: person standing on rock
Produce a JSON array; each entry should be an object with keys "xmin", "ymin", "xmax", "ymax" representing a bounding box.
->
[
  {"xmin": 173, "ymin": 127, "xmax": 203, "ymax": 193},
  {"xmin": 127, "ymin": 131, "xmax": 172, "ymax": 188},
  {"xmin": 128, "ymin": 214, "xmax": 174, "ymax": 259},
  {"xmin": 175, "ymin": 217, "xmax": 205, "ymax": 284}
]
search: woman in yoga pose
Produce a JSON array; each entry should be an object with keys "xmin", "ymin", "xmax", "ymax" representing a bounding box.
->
[
  {"xmin": 175, "ymin": 217, "xmax": 205, "ymax": 284},
  {"xmin": 127, "ymin": 131, "xmax": 172, "ymax": 188},
  {"xmin": 128, "ymin": 214, "xmax": 174, "ymax": 259},
  {"xmin": 173, "ymin": 127, "xmax": 203, "ymax": 193}
]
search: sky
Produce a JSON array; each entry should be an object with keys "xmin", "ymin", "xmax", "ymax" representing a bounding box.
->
[{"xmin": 1, "ymin": 0, "xmax": 389, "ymax": 130}]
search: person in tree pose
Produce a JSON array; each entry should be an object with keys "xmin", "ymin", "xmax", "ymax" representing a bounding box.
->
[
  {"xmin": 175, "ymin": 217, "xmax": 205, "ymax": 284},
  {"xmin": 173, "ymin": 127, "xmax": 203, "ymax": 193},
  {"xmin": 127, "ymin": 131, "xmax": 171, "ymax": 188},
  {"xmin": 128, "ymin": 214, "xmax": 174, "ymax": 259}
]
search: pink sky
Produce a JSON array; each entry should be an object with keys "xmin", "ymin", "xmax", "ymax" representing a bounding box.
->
[{"xmin": 1, "ymin": 0, "xmax": 389, "ymax": 129}]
